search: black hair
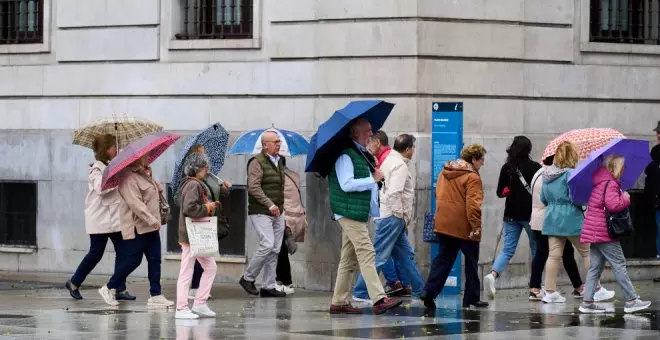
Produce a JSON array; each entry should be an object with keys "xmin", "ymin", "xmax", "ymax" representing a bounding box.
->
[
  {"xmin": 542, "ymin": 155, "xmax": 555, "ymax": 166},
  {"xmin": 505, "ymin": 135, "xmax": 532, "ymax": 168},
  {"xmin": 393, "ymin": 134, "xmax": 416, "ymax": 153}
]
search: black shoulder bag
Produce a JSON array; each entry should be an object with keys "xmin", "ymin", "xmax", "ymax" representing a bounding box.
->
[{"xmin": 603, "ymin": 181, "xmax": 633, "ymax": 239}]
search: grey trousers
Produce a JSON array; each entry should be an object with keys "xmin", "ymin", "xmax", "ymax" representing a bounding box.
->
[
  {"xmin": 584, "ymin": 242, "xmax": 638, "ymax": 302},
  {"xmin": 243, "ymin": 214, "xmax": 286, "ymax": 289}
]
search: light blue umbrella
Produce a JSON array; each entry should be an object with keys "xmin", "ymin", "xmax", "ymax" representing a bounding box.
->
[
  {"xmin": 228, "ymin": 128, "xmax": 309, "ymax": 157},
  {"xmin": 171, "ymin": 123, "xmax": 229, "ymax": 191}
]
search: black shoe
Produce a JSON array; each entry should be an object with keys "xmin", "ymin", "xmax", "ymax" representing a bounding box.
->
[
  {"xmin": 239, "ymin": 276, "xmax": 259, "ymax": 296},
  {"xmin": 421, "ymin": 292, "xmax": 436, "ymax": 317},
  {"xmin": 260, "ymin": 288, "xmax": 286, "ymax": 298},
  {"xmin": 65, "ymin": 280, "xmax": 83, "ymax": 300},
  {"xmin": 463, "ymin": 301, "xmax": 489, "ymax": 308},
  {"xmin": 654, "ymin": 277, "xmax": 660, "ymax": 283},
  {"xmin": 116, "ymin": 291, "xmax": 136, "ymax": 301}
]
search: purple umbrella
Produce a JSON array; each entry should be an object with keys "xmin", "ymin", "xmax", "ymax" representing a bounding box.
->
[{"xmin": 568, "ymin": 138, "xmax": 650, "ymax": 205}]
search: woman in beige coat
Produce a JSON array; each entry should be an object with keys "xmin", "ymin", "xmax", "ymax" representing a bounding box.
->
[
  {"xmin": 66, "ymin": 134, "xmax": 135, "ymax": 301},
  {"xmin": 275, "ymin": 168, "xmax": 307, "ymax": 294}
]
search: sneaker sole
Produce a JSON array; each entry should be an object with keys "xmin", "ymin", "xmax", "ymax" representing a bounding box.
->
[
  {"xmin": 175, "ymin": 314, "xmax": 199, "ymax": 319},
  {"xmin": 192, "ymin": 312, "xmax": 217, "ymax": 318},
  {"xmin": 484, "ymin": 276, "xmax": 496, "ymax": 299},
  {"xmin": 147, "ymin": 302, "xmax": 175, "ymax": 307},
  {"xmin": 98, "ymin": 288, "xmax": 119, "ymax": 306},
  {"xmin": 624, "ymin": 305, "xmax": 651, "ymax": 314}
]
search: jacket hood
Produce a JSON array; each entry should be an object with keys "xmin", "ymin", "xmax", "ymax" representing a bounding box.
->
[
  {"xmin": 442, "ymin": 159, "xmax": 477, "ymax": 180},
  {"xmin": 592, "ymin": 166, "xmax": 617, "ymax": 185},
  {"xmin": 542, "ymin": 165, "xmax": 569, "ymax": 182}
]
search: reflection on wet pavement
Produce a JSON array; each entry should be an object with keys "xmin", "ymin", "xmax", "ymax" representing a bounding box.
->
[{"xmin": 0, "ymin": 276, "xmax": 659, "ymax": 339}]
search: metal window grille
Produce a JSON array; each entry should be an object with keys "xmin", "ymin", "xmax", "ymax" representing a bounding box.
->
[
  {"xmin": 176, "ymin": 0, "xmax": 253, "ymax": 40},
  {"xmin": 590, "ymin": 0, "xmax": 660, "ymax": 44},
  {"xmin": 0, "ymin": 0, "xmax": 43, "ymax": 45},
  {"xmin": 0, "ymin": 182, "xmax": 37, "ymax": 246}
]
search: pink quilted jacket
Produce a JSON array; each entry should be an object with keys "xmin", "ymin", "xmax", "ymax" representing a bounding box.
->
[{"xmin": 580, "ymin": 167, "xmax": 630, "ymax": 244}]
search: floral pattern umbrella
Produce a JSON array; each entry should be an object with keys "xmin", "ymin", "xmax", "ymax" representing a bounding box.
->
[{"xmin": 541, "ymin": 128, "xmax": 625, "ymax": 161}]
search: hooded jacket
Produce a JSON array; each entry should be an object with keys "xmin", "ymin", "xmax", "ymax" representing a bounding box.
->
[
  {"xmin": 529, "ymin": 167, "xmax": 546, "ymax": 231},
  {"xmin": 581, "ymin": 167, "xmax": 630, "ymax": 244},
  {"xmin": 540, "ymin": 166, "xmax": 584, "ymax": 237},
  {"xmin": 433, "ymin": 159, "xmax": 483, "ymax": 241},
  {"xmin": 496, "ymin": 158, "xmax": 542, "ymax": 221},
  {"xmin": 177, "ymin": 177, "xmax": 213, "ymax": 245}
]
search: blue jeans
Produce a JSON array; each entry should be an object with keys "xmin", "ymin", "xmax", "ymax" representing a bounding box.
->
[
  {"xmin": 491, "ymin": 220, "xmax": 536, "ymax": 275},
  {"xmin": 352, "ymin": 216, "xmax": 424, "ymax": 299},
  {"xmin": 656, "ymin": 211, "xmax": 660, "ymax": 257},
  {"xmin": 107, "ymin": 231, "xmax": 162, "ymax": 296},
  {"xmin": 71, "ymin": 232, "xmax": 127, "ymax": 292},
  {"xmin": 382, "ymin": 258, "xmax": 403, "ymax": 287}
]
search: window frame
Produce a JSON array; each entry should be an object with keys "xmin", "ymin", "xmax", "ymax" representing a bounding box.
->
[
  {"xmin": 580, "ymin": 0, "xmax": 660, "ymax": 54},
  {"xmin": 0, "ymin": 0, "xmax": 50, "ymax": 54},
  {"xmin": 165, "ymin": 0, "xmax": 261, "ymax": 50},
  {"xmin": 0, "ymin": 181, "xmax": 38, "ymax": 248}
]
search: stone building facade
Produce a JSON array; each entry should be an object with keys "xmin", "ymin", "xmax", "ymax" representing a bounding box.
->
[{"xmin": 0, "ymin": 0, "xmax": 659, "ymax": 291}]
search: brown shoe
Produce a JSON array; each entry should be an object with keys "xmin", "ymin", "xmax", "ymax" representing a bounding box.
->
[
  {"xmin": 385, "ymin": 281, "xmax": 405, "ymax": 296},
  {"xmin": 373, "ymin": 297, "xmax": 403, "ymax": 315},
  {"xmin": 329, "ymin": 304, "xmax": 363, "ymax": 314}
]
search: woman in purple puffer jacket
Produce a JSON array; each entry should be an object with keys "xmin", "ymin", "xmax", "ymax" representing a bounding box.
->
[{"xmin": 579, "ymin": 155, "xmax": 651, "ymax": 314}]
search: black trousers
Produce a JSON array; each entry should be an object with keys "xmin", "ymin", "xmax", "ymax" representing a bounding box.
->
[
  {"xmin": 529, "ymin": 230, "xmax": 583, "ymax": 289},
  {"xmin": 424, "ymin": 234, "xmax": 480, "ymax": 305},
  {"xmin": 276, "ymin": 237, "xmax": 292, "ymax": 286}
]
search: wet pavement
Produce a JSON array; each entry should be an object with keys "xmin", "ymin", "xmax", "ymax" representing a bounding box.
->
[{"xmin": 0, "ymin": 272, "xmax": 659, "ymax": 339}]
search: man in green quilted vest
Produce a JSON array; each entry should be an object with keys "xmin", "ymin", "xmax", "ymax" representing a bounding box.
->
[
  {"xmin": 328, "ymin": 118, "xmax": 402, "ymax": 315},
  {"xmin": 239, "ymin": 130, "xmax": 287, "ymax": 298}
]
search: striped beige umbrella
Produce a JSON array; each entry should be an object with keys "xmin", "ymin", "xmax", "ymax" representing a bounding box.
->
[{"xmin": 73, "ymin": 114, "xmax": 163, "ymax": 149}]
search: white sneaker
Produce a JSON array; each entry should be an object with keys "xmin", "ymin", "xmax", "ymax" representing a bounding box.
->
[
  {"xmin": 188, "ymin": 289, "xmax": 197, "ymax": 300},
  {"xmin": 594, "ymin": 287, "xmax": 615, "ymax": 302},
  {"xmin": 175, "ymin": 309, "xmax": 199, "ymax": 319},
  {"xmin": 483, "ymin": 274, "xmax": 496, "ymax": 299},
  {"xmin": 192, "ymin": 304, "xmax": 216, "ymax": 317},
  {"xmin": 541, "ymin": 291, "xmax": 566, "ymax": 304},
  {"xmin": 624, "ymin": 298, "xmax": 651, "ymax": 314},
  {"xmin": 147, "ymin": 295, "xmax": 175, "ymax": 307},
  {"xmin": 98, "ymin": 285, "xmax": 119, "ymax": 306},
  {"xmin": 277, "ymin": 284, "xmax": 294, "ymax": 295}
]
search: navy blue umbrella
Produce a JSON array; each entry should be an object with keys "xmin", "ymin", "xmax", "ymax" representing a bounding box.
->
[
  {"xmin": 305, "ymin": 100, "xmax": 395, "ymax": 177},
  {"xmin": 171, "ymin": 123, "xmax": 229, "ymax": 192}
]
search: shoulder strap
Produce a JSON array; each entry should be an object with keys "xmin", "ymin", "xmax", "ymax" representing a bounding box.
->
[
  {"xmin": 516, "ymin": 168, "xmax": 532, "ymax": 195},
  {"xmin": 531, "ymin": 171, "xmax": 541, "ymax": 194}
]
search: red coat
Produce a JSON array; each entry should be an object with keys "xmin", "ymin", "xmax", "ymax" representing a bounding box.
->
[{"xmin": 580, "ymin": 167, "xmax": 630, "ymax": 244}]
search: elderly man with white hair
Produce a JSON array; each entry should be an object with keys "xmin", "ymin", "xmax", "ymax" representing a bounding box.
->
[{"xmin": 239, "ymin": 130, "xmax": 287, "ymax": 298}]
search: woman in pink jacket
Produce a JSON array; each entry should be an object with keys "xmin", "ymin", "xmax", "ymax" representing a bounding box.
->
[{"xmin": 579, "ymin": 155, "xmax": 651, "ymax": 314}]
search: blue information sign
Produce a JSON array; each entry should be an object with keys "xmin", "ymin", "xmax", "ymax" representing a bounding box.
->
[{"xmin": 430, "ymin": 102, "xmax": 464, "ymax": 295}]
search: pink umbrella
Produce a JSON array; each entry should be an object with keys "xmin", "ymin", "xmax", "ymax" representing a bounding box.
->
[
  {"xmin": 101, "ymin": 131, "xmax": 180, "ymax": 191},
  {"xmin": 541, "ymin": 128, "xmax": 625, "ymax": 161}
]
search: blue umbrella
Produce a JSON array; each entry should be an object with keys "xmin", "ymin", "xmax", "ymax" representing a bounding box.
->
[
  {"xmin": 305, "ymin": 100, "xmax": 395, "ymax": 176},
  {"xmin": 568, "ymin": 138, "xmax": 650, "ymax": 205},
  {"xmin": 228, "ymin": 128, "xmax": 309, "ymax": 157},
  {"xmin": 171, "ymin": 123, "xmax": 229, "ymax": 191}
]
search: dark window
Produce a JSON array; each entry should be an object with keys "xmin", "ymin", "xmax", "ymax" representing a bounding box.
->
[
  {"xmin": 590, "ymin": 0, "xmax": 660, "ymax": 45},
  {"xmin": 0, "ymin": 0, "xmax": 44, "ymax": 45},
  {"xmin": 166, "ymin": 184, "xmax": 246, "ymax": 256},
  {"xmin": 175, "ymin": 0, "xmax": 253, "ymax": 40},
  {"xmin": 0, "ymin": 182, "xmax": 37, "ymax": 246}
]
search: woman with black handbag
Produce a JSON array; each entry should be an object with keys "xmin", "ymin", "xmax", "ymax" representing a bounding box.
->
[{"xmin": 579, "ymin": 155, "xmax": 651, "ymax": 314}]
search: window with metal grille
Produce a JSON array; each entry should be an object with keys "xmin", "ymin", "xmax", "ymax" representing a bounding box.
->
[
  {"xmin": 0, "ymin": 182, "xmax": 37, "ymax": 246},
  {"xmin": 175, "ymin": 0, "xmax": 253, "ymax": 40},
  {"xmin": 590, "ymin": 0, "xmax": 660, "ymax": 45},
  {"xmin": 0, "ymin": 0, "xmax": 44, "ymax": 45}
]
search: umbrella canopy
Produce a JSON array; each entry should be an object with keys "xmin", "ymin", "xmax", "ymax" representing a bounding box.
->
[
  {"xmin": 568, "ymin": 138, "xmax": 650, "ymax": 205},
  {"xmin": 73, "ymin": 114, "xmax": 163, "ymax": 149},
  {"xmin": 228, "ymin": 128, "xmax": 309, "ymax": 157},
  {"xmin": 101, "ymin": 131, "xmax": 180, "ymax": 191},
  {"xmin": 305, "ymin": 100, "xmax": 395, "ymax": 176},
  {"xmin": 171, "ymin": 123, "xmax": 230, "ymax": 192},
  {"xmin": 541, "ymin": 128, "xmax": 624, "ymax": 161}
]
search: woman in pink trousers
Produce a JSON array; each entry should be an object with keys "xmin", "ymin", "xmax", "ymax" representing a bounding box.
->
[{"xmin": 175, "ymin": 153, "xmax": 219, "ymax": 319}]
